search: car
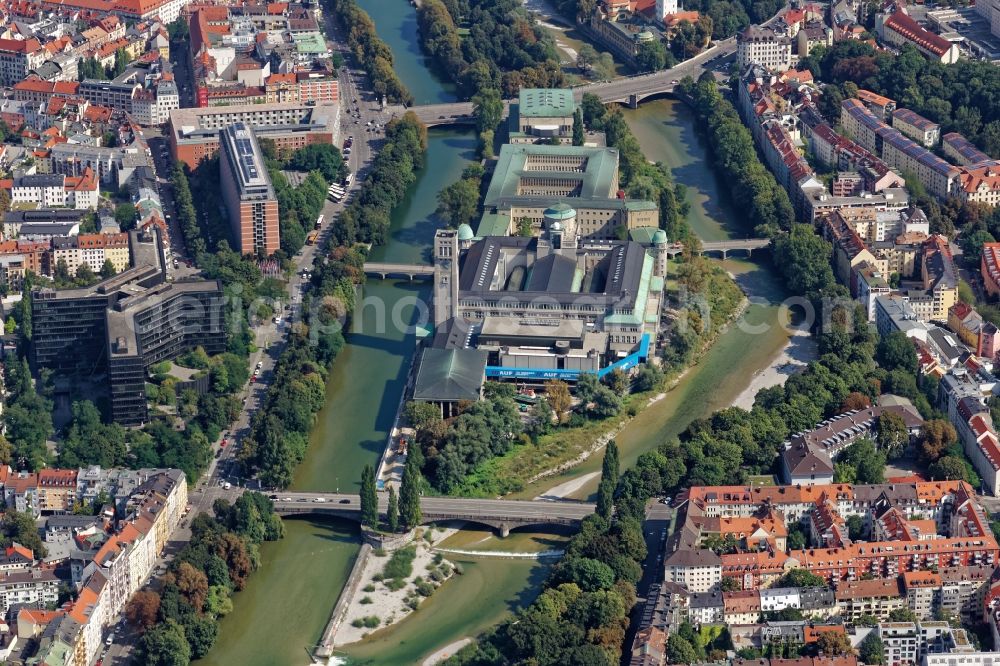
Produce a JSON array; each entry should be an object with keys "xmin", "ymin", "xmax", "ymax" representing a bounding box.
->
[
  {"xmin": 106, "ymin": 635, "xmax": 114, "ymax": 646},
  {"xmin": 257, "ymin": 361, "xmax": 263, "ymax": 369},
  {"xmin": 220, "ymin": 439, "xmax": 227, "ymax": 447},
  {"xmin": 273, "ymin": 316, "xmax": 282, "ymax": 324},
  {"xmin": 250, "ymin": 375, "xmax": 256, "ymax": 383},
  {"xmin": 314, "ymin": 497, "xmax": 328, "ymax": 503},
  {"xmin": 269, "ymin": 494, "xmax": 279, "ymax": 499},
  {"xmin": 339, "ymin": 499, "xmax": 350, "ymax": 504},
  {"xmin": 253, "ymin": 368, "xmax": 260, "ymax": 377},
  {"xmin": 224, "ymin": 482, "xmax": 232, "ymax": 490},
  {"xmin": 215, "ymin": 449, "xmax": 223, "ymax": 458}
]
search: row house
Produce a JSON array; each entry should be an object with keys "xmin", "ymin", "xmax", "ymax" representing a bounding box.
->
[
  {"xmin": 835, "ymin": 578, "xmax": 906, "ymax": 621},
  {"xmin": 52, "ymin": 232, "xmax": 130, "ymax": 275},
  {"xmin": 12, "ymin": 76, "xmax": 80, "ymax": 104},
  {"xmin": 681, "ymin": 480, "xmax": 967, "ymax": 523},
  {"xmin": 4, "ymin": 169, "xmax": 99, "ymax": 210}
]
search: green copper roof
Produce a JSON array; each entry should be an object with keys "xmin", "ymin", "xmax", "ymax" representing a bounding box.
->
[
  {"xmin": 544, "ymin": 204, "xmax": 576, "ymax": 219},
  {"xmin": 629, "ymin": 226, "xmax": 660, "ymax": 245},
  {"xmin": 484, "ymin": 143, "xmax": 621, "ymax": 207},
  {"xmin": 652, "ymin": 229, "xmax": 667, "ymax": 243},
  {"xmin": 624, "ymin": 200, "xmax": 658, "ymax": 211},
  {"xmin": 413, "ymin": 348, "xmax": 488, "ymax": 403},
  {"xmin": 476, "ymin": 212, "xmax": 511, "ymax": 238},
  {"xmin": 518, "ymin": 88, "xmax": 577, "ymax": 118},
  {"xmin": 457, "ymin": 223, "xmax": 474, "ymax": 240}
]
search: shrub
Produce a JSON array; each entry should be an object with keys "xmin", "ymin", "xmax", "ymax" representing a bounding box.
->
[
  {"xmin": 363, "ymin": 584, "xmax": 376, "ymax": 592},
  {"xmin": 385, "ymin": 578, "xmax": 407, "ymax": 591},
  {"xmin": 360, "ymin": 596, "xmax": 373, "ymax": 604},
  {"xmin": 405, "ymin": 597, "xmax": 420, "ymax": 610},
  {"xmin": 372, "ymin": 573, "xmax": 384, "ymax": 582},
  {"xmin": 382, "ymin": 546, "xmax": 416, "ymax": 580},
  {"xmin": 373, "ymin": 547, "xmax": 387, "ymax": 557},
  {"xmin": 415, "ymin": 580, "xmax": 435, "ymax": 597}
]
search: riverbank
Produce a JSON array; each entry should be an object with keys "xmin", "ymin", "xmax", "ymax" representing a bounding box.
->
[
  {"xmin": 731, "ymin": 324, "xmax": 817, "ymax": 409},
  {"xmin": 334, "ymin": 527, "xmax": 458, "ymax": 647}
]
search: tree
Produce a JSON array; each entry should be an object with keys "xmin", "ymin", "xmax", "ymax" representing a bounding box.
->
[
  {"xmin": 134, "ymin": 619, "xmax": 190, "ymax": 666},
  {"xmin": 173, "ymin": 561, "xmax": 208, "ymax": 613},
  {"xmin": 100, "ymin": 258, "xmax": 117, "ymax": 279},
  {"xmin": 780, "ymin": 568, "xmax": 825, "ymax": 588},
  {"xmin": 877, "ymin": 411, "xmax": 909, "ymax": 460},
  {"xmin": 841, "ymin": 391, "xmax": 871, "ymax": 411},
  {"xmin": 667, "ymin": 634, "xmax": 699, "ymax": 665},
  {"xmin": 847, "ymin": 514, "xmax": 864, "ymax": 541},
  {"xmin": 472, "ymin": 87, "xmax": 503, "ymax": 136},
  {"xmin": 860, "ymin": 632, "xmax": 886, "ymax": 665},
  {"xmin": 888, "ymin": 607, "xmax": 918, "ymax": 622},
  {"xmin": 360, "ymin": 464, "xmax": 378, "ymax": 528},
  {"xmin": 721, "ymin": 577, "xmax": 741, "ymax": 591},
  {"xmin": 636, "ymin": 40, "xmax": 668, "ymax": 73},
  {"xmin": 596, "ymin": 441, "xmax": 620, "ymax": 519},
  {"xmin": 552, "ymin": 557, "xmax": 615, "ymax": 591},
  {"xmin": 183, "ymin": 614, "xmax": 218, "ymax": 659},
  {"xmin": 399, "ymin": 455, "xmax": 422, "ymax": 529},
  {"xmin": 386, "ymin": 484, "xmax": 399, "ymax": 532},
  {"xmin": 576, "ymin": 43, "xmax": 598, "ymax": 73},
  {"xmin": 918, "ymin": 420, "xmax": 957, "ymax": 463},
  {"xmin": 876, "ymin": 331, "xmax": 917, "ymax": 373},
  {"xmin": 125, "ymin": 590, "xmax": 160, "ymax": 630},
  {"xmin": 115, "ymin": 202, "xmax": 137, "ymax": 230},
  {"xmin": 545, "ymin": 380, "xmax": 572, "ymax": 423},
  {"xmin": 815, "ymin": 631, "xmax": 852, "ymax": 656},
  {"xmin": 572, "ymin": 108, "xmax": 584, "ymax": 146},
  {"xmin": 929, "ymin": 455, "xmax": 968, "ymax": 482}
]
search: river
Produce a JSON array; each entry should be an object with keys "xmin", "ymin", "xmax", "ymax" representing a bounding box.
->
[{"xmin": 200, "ymin": 17, "xmax": 806, "ymax": 666}]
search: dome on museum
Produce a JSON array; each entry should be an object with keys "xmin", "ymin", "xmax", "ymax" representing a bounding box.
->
[{"xmin": 457, "ymin": 223, "xmax": 474, "ymax": 241}]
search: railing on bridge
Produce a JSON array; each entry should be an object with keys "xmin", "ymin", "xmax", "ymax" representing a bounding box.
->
[{"xmin": 363, "ymin": 262, "xmax": 435, "ymax": 280}]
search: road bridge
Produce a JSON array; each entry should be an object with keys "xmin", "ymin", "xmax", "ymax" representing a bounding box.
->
[
  {"xmin": 270, "ymin": 492, "xmax": 594, "ymax": 536},
  {"xmin": 395, "ymin": 39, "xmax": 737, "ymax": 127},
  {"xmin": 363, "ymin": 262, "xmax": 435, "ymax": 280},
  {"xmin": 699, "ymin": 238, "xmax": 771, "ymax": 259}
]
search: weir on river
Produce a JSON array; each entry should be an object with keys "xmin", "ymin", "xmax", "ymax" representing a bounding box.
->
[{"xmin": 197, "ymin": 4, "xmax": 804, "ymax": 663}]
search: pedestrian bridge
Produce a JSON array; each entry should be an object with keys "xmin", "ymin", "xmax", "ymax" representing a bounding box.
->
[
  {"xmin": 363, "ymin": 262, "xmax": 435, "ymax": 280},
  {"xmin": 271, "ymin": 492, "xmax": 594, "ymax": 536}
]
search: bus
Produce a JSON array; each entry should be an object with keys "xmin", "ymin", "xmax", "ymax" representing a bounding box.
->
[
  {"xmin": 327, "ymin": 186, "xmax": 344, "ymax": 202},
  {"xmin": 315, "ymin": 214, "xmax": 324, "ymax": 230},
  {"xmin": 306, "ymin": 231, "xmax": 319, "ymax": 245},
  {"xmin": 344, "ymin": 172, "xmax": 354, "ymax": 186}
]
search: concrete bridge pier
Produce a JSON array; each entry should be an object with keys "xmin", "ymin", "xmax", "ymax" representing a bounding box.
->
[{"xmin": 628, "ymin": 93, "xmax": 640, "ymax": 109}]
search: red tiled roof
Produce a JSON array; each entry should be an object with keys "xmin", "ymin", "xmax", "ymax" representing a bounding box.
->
[{"xmin": 884, "ymin": 11, "xmax": 953, "ymax": 57}]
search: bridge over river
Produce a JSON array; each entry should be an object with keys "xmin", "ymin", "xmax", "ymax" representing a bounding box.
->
[
  {"xmin": 363, "ymin": 238, "xmax": 772, "ymax": 279},
  {"xmin": 396, "ymin": 37, "xmax": 737, "ymax": 127},
  {"xmin": 270, "ymin": 491, "xmax": 594, "ymax": 537}
]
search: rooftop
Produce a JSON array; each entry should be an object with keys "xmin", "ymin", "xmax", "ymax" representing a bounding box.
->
[{"xmin": 518, "ymin": 88, "xmax": 576, "ymax": 118}]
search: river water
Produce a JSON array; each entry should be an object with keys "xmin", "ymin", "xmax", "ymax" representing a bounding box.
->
[{"xmin": 199, "ymin": 14, "xmax": 805, "ymax": 666}]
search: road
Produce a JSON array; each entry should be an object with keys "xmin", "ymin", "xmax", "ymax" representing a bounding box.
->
[
  {"xmin": 268, "ymin": 492, "xmax": 596, "ymax": 524},
  {"xmin": 105, "ymin": 23, "xmax": 390, "ymax": 666}
]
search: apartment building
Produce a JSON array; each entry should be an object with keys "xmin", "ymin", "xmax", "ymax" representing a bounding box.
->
[
  {"xmin": 219, "ymin": 123, "xmax": 280, "ymax": 256},
  {"xmin": 0, "ymin": 38, "xmax": 46, "ymax": 87},
  {"xmin": 841, "ymin": 99, "xmax": 961, "ymax": 201},
  {"xmin": 168, "ymin": 102, "xmax": 340, "ymax": 168},
  {"xmin": 893, "ymin": 109, "xmax": 941, "ymax": 148},
  {"xmin": 52, "ymin": 233, "xmax": 130, "ymax": 276},
  {"xmin": 982, "ymin": 243, "xmax": 1000, "ymax": 298},
  {"xmin": 0, "ymin": 569, "xmax": 60, "ymax": 614},
  {"xmin": 737, "ymin": 24, "xmax": 793, "ymax": 71},
  {"xmin": 943, "ymin": 133, "xmax": 993, "ymax": 167}
]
